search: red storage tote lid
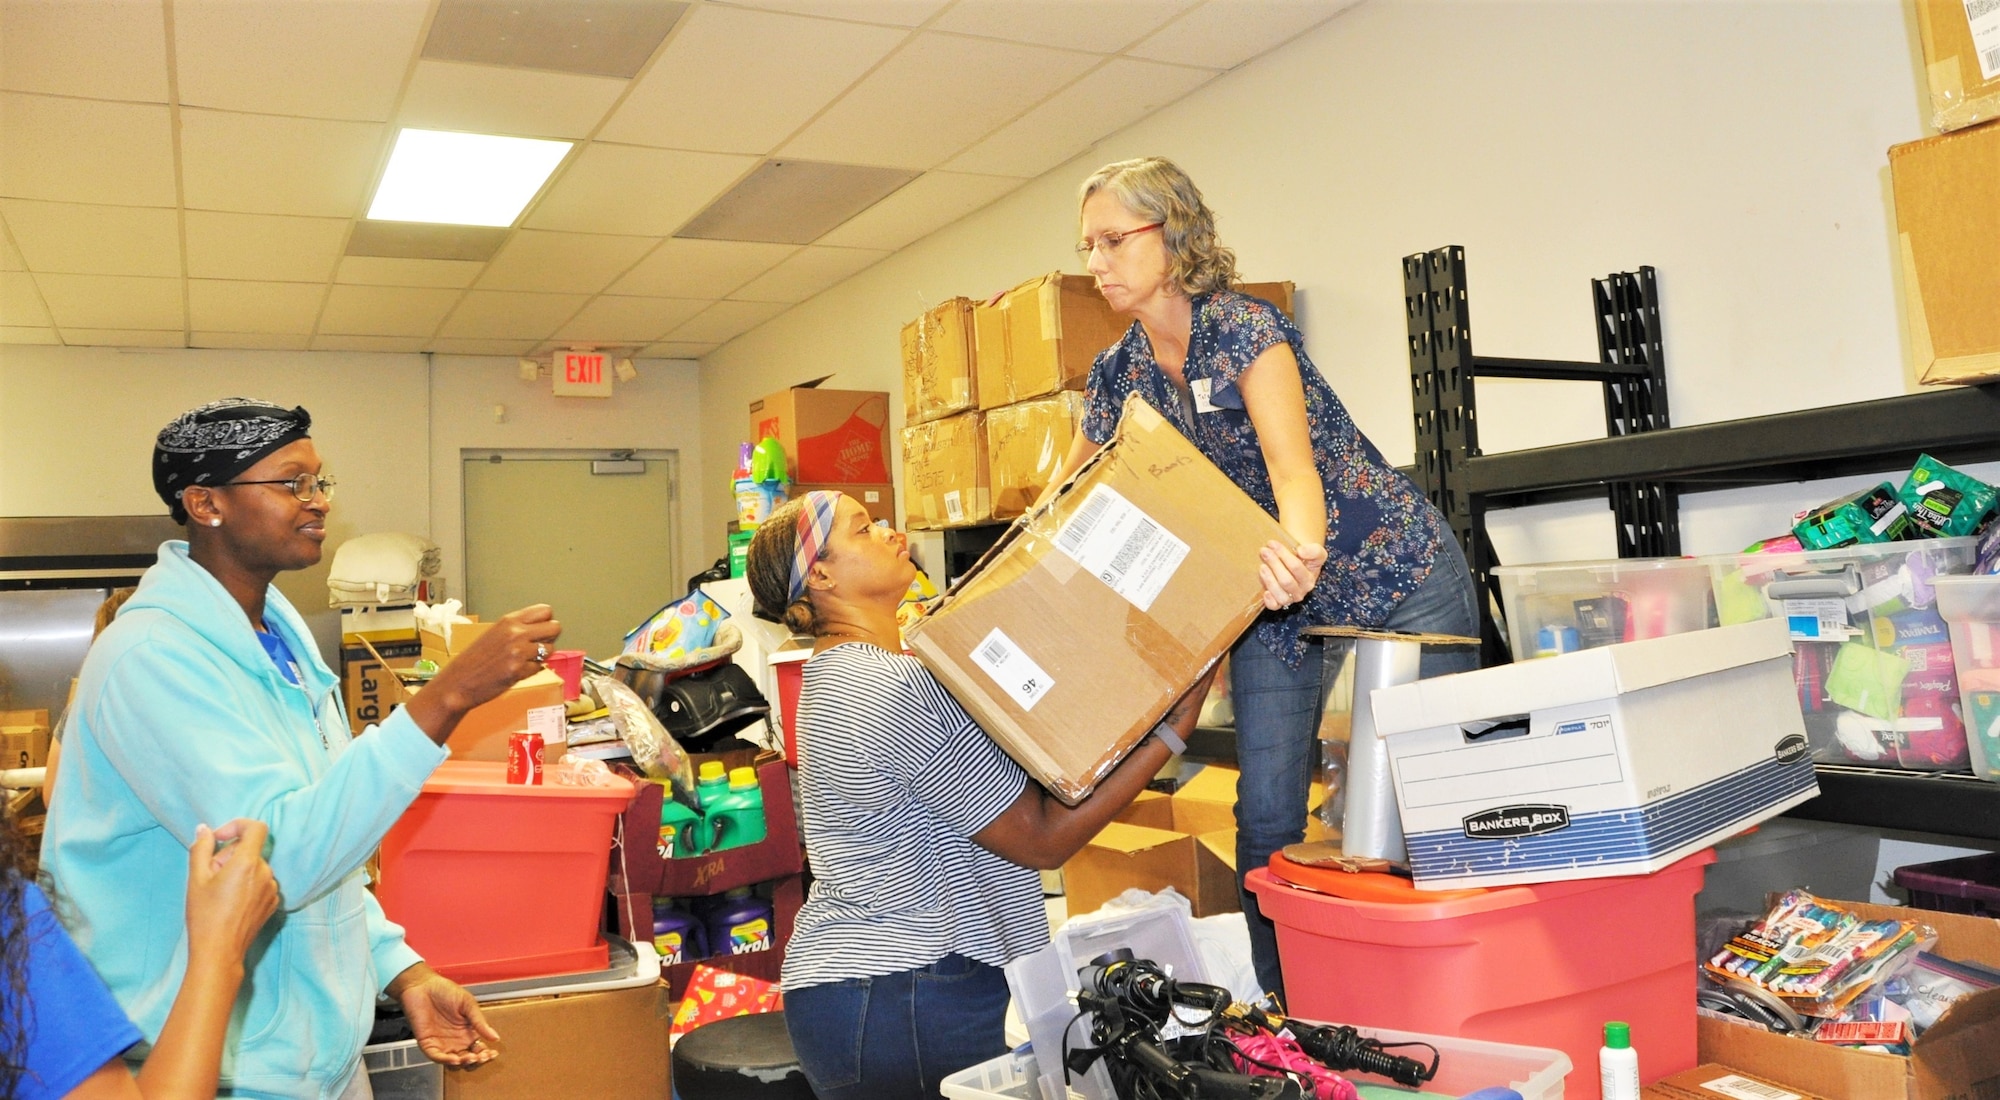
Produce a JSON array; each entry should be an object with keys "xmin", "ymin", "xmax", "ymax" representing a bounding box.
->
[
  {"xmin": 1263, "ymin": 847, "xmax": 1716, "ymax": 922},
  {"xmin": 416, "ymin": 760, "xmax": 636, "ymax": 801}
]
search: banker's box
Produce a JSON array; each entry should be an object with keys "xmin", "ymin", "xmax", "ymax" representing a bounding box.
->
[
  {"xmin": 748, "ymin": 376, "xmax": 891, "ymax": 484},
  {"xmin": 1891, "ymin": 120, "xmax": 2000, "ymax": 386},
  {"xmin": 1698, "ymin": 899, "xmax": 2000, "ymax": 1100},
  {"xmin": 906, "ymin": 394, "xmax": 1290, "ymax": 804},
  {"xmin": 1369, "ymin": 619, "xmax": 1820, "ymax": 890}
]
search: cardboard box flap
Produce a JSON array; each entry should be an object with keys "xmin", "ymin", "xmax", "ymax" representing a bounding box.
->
[
  {"xmin": 1195, "ymin": 829, "xmax": 1236, "ymax": 873},
  {"xmin": 1092, "ymin": 821, "xmax": 1191, "ymax": 855},
  {"xmin": 793, "ymin": 375, "xmax": 835, "ymax": 390},
  {"xmin": 1371, "ymin": 620, "xmax": 1792, "ymax": 736}
]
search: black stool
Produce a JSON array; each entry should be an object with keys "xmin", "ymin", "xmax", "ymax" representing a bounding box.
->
[{"xmin": 673, "ymin": 1011, "xmax": 815, "ymax": 1100}]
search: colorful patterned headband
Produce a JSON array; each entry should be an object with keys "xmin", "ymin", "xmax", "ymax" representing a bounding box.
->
[{"xmin": 788, "ymin": 490, "xmax": 842, "ymax": 603}]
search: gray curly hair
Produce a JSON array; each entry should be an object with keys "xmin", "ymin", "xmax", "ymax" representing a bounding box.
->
[{"xmin": 1079, "ymin": 157, "xmax": 1238, "ymax": 296}]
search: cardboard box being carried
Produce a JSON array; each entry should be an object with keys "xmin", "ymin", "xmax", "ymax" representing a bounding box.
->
[
  {"xmin": 903, "ymin": 297, "xmax": 977, "ymax": 426},
  {"xmin": 1697, "ymin": 898, "xmax": 2000, "ymax": 1100},
  {"xmin": 1891, "ymin": 122, "xmax": 2000, "ymax": 385},
  {"xmin": 1915, "ymin": 0, "xmax": 2000, "ymax": 133},
  {"xmin": 987, "ymin": 391, "xmax": 1085, "ymax": 520},
  {"xmin": 1370, "ymin": 619, "xmax": 1819, "ymax": 890},
  {"xmin": 901, "ymin": 410, "xmax": 991, "ymax": 529},
  {"xmin": 1642, "ymin": 1064, "xmax": 1830, "ymax": 1100},
  {"xmin": 0, "ymin": 709, "xmax": 51, "ymax": 770},
  {"xmin": 442, "ymin": 983, "xmax": 671, "ymax": 1099},
  {"xmin": 906, "ymin": 394, "xmax": 1291, "ymax": 804},
  {"xmin": 749, "ymin": 376, "xmax": 892, "ymax": 483}
]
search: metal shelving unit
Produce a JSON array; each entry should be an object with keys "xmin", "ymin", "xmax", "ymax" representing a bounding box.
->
[{"xmin": 1404, "ymin": 246, "xmax": 2000, "ymax": 841}]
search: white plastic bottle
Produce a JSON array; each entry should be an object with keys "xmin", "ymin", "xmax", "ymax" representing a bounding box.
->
[{"xmin": 1599, "ymin": 1021, "xmax": 1639, "ymax": 1100}]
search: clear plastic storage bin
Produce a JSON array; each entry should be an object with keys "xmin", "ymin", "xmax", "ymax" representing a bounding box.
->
[
  {"xmin": 1493, "ymin": 557, "xmax": 1714, "ymax": 660},
  {"xmin": 1704, "ymin": 537, "xmax": 1978, "ymax": 771},
  {"xmin": 1933, "ymin": 574, "xmax": 2000, "ymax": 779}
]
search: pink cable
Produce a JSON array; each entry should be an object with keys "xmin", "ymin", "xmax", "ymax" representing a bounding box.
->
[{"xmin": 1229, "ymin": 1034, "xmax": 1359, "ymax": 1100}]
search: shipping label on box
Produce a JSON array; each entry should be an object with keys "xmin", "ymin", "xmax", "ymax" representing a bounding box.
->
[
  {"xmin": 901, "ymin": 410, "xmax": 991, "ymax": 530},
  {"xmin": 749, "ymin": 377, "xmax": 892, "ymax": 483},
  {"xmin": 904, "ymin": 297, "xmax": 976, "ymax": 426},
  {"xmin": 907, "ymin": 394, "xmax": 1290, "ymax": 804},
  {"xmin": 1891, "ymin": 123, "xmax": 2000, "ymax": 386},
  {"xmin": 987, "ymin": 391, "xmax": 1085, "ymax": 520},
  {"xmin": 1371, "ymin": 619, "xmax": 1820, "ymax": 890},
  {"xmin": 1917, "ymin": 0, "xmax": 2000, "ymax": 133}
]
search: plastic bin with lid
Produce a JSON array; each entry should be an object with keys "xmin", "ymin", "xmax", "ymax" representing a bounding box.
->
[
  {"xmin": 1705, "ymin": 537, "xmax": 1978, "ymax": 772},
  {"xmin": 1892, "ymin": 851, "xmax": 2000, "ymax": 916},
  {"xmin": 377, "ymin": 760, "xmax": 635, "ymax": 985},
  {"xmin": 1246, "ymin": 848, "xmax": 1713, "ymax": 1099},
  {"xmin": 1493, "ymin": 556, "xmax": 1714, "ymax": 660},
  {"xmin": 1934, "ymin": 573, "xmax": 2000, "ymax": 779}
]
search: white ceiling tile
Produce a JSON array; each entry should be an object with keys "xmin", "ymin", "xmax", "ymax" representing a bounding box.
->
[
  {"xmin": 729, "ymin": 245, "xmax": 888, "ymax": 303},
  {"xmin": 0, "ymin": 200, "xmax": 181, "ymax": 276},
  {"xmin": 0, "ymin": 232, "xmax": 23, "ymax": 271},
  {"xmin": 35, "ymin": 273, "xmax": 183, "ymax": 330},
  {"xmin": 59, "ymin": 328, "xmax": 185, "ymax": 347},
  {"xmin": 931, "ymin": 0, "xmax": 1197, "ymax": 53},
  {"xmin": 0, "ymin": 0, "xmax": 169, "ymax": 101},
  {"xmin": 180, "ymin": 110, "xmax": 385, "ymax": 218},
  {"xmin": 425, "ymin": 337, "xmax": 542, "ymax": 356},
  {"xmin": 552, "ymin": 295, "xmax": 709, "ymax": 343},
  {"xmin": 192, "ymin": 331, "xmax": 313, "ymax": 351},
  {"xmin": 318, "ymin": 284, "xmax": 462, "ymax": 337},
  {"xmin": 335, "ymin": 257, "xmax": 488, "ymax": 288},
  {"xmin": 311, "ymin": 333, "xmax": 428, "ymax": 352},
  {"xmin": 437, "ymin": 290, "xmax": 587, "ymax": 339},
  {"xmin": 600, "ymin": 6, "xmax": 906, "ymax": 154},
  {"xmin": 608, "ymin": 238, "xmax": 795, "ymax": 297},
  {"xmin": 184, "ymin": 211, "xmax": 348, "ymax": 282},
  {"xmin": 717, "ymin": 0, "xmax": 947, "ymax": 26},
  {"xmin": 1126, "ymin": 0, "xmax": 1354, "ymax": 69},
  {"xmin": 1, "ymin": 271, "xmax": 53, "ymax": 326},
  {"xmin": 945, "ymin": 58, "xmax": 1215, "ymax": 178},
  {"xmin": 817, "ymin": 170, "xmax": 1021, "ymax": 250},
  {"xmin": 523, "ymin": 144, "xmax": 758, "ymax": 235},
  {"xmin": 639, "ymin": 341, "xmax": 717, "ymax": 358},
  {"xmin": 173, "ymin": 0, "xmax": 429, "ymax": 122},
  {"xmin": 665, "ymin": 299, "xmax": 788, "ymax": 343},
  {"xmin": 187, "ymin": 279, "xmax": 324, "ymax": 334},
  {"xmin": 0, "ymin": 94, "xmax": 176, "ymax": 206},
  {"xmin": 475, "ymin": 231, "xmax": 659, "ymax": 294},
  {"xmin": 779, "ymin": 33, "xmax": 1100, "ymax": 171},
  {"xmin": 400, "ymin": 60, "xmax": 628, "ymax": 141},
  {"xmin": 0, "ymin": 325, "xmax": 60, "ymax": 344}
]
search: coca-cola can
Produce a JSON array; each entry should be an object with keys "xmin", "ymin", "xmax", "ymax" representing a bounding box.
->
[{"xmin": 507, "ymin": 732, "xmax": 544, "ymax": 785}]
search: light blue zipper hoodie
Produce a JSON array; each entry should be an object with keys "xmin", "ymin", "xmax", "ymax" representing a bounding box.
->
[{"xmin": 44, "ymin": 542, "xmax": 449, "ymax": 1099}]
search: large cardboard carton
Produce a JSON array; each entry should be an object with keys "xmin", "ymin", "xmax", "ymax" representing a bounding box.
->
[
  {"xmin": 987, "ymin": 391, "xmax": 1085, "ymax": 520},
  {"xmin": 1891, "ymin": 123, "xmax": 2000, "ymax": 385},
  {"xmin": 1370, "ymin": 619, "xmax": 1819, "ymax": 890},
  {"xmin": 0, "ymin": 709, "xmax": 51, "ymax": 770},
  {"xmin": 974, "ymin": 298, "xmax": 1012, "ymax": 409},
  {"xmin": 907, "ymin": 395, "xmax": 1291, "ymax": 804},
  {"xmin": 793, "ymin": 481, "xmax": 895, "ymax": 524},
  {"xmin": 904, "ymin": 297, "xmax": 977, "ymax": 425},
  {"xmin": 436, "ymin": 670, "xmax": 566, "ymax": 761},
  {"xmin": 442, "ymin": 983, "xmax": 671, "ymax": 1099},
  {"xmin": 749, "ymin": 376, "xmax": 892, "ymax": 483},
  {"xmin": 1915, "ymin": 0, "xmax": 2000, "ymax": 133},
  {"xmin": 901, "ymin": 410, "xmax": 991, "ymax": 530},
  {"xmin": 1697, "ymin": 899, "xmax": 2000, "ymax": 1100},
  {"xmin": 1642, "ymin": 1064, "xmax": 1830, "ymax": 1100},
  {"xmin": 340, "ymin": 639, "xmax": 420, "ymax": 735}
]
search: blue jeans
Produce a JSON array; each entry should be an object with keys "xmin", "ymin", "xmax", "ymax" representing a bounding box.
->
[
  {"xmin": 1233, "ymin": 536, "xmax": 1481, "ymax": 1004},
  {"xmin": 783, "ymin": 954, "xmax": 1010, "ymax": 1100}
]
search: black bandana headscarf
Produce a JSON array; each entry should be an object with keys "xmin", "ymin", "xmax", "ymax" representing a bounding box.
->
[{"xmin": 153, "ymin": 398, "xmax": 314, "ymax": 524}]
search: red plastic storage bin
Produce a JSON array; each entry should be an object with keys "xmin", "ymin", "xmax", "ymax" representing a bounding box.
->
[
  {"xmin": 1246, "ymin": 848, "xmax": 1714, "ymax": 1100},
  {"xmin": 378, "ymin": 761, "xmax": 635, "ymax": 985},
  {"xmin": 1893, "ymin": 852, "xmax": 2000, "ymax": 916}
]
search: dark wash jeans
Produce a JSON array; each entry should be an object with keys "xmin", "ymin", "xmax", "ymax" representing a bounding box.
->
[{"xmin": 783, "ymin": 953, "xmax": 1009, "ymax": 1100}]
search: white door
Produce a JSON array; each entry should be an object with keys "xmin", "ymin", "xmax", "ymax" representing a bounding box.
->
[{"xmin": 461, "ymin": 450, "xmax": 680, "ymax": 660}]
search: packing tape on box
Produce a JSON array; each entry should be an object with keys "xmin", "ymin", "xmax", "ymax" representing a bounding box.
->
[
  {"xmin": 1124, "ymin": 604, "xmax": 1200, "ymax": 691},
  {"xmin": 1039, "ymin": 279, "xmax": 1059, "ymax": 341}
]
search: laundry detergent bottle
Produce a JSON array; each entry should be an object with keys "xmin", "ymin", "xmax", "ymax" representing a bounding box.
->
[
  {"xmin": 691, "ymin": 760, "xmax": 731, "ymax": 853},
  {"xmin": 707, "ymin": 765, "xmax": 768, "ymax": 852},
  {"xmin": 650, "ymin": 902, "xmax": 707, "ymax": 964},
  {"xmin": 703, "ymin": 887, "xmax": 775, "ymax": 956},
  {"xmin": 658, "ymin": 790, "xmax": 704, "ymax": 860}
]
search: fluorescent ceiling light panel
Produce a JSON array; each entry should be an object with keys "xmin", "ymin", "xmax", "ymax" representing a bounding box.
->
[{"xmin": 368, "ymin": 129, "xmax": 571, "ymax": 227}]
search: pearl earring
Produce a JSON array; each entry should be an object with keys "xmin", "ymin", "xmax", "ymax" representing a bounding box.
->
[{"xmin": 210, "ymin": 519, "xmax": 222, "ymax": 527}]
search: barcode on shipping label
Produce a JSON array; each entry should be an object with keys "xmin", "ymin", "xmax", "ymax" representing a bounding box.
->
[
  {"xmin": 1783, "ymin": 598, "xmax": 1851, "ymax": 640},
  {"xmin": 1054, "ymin": 485, "xmax": 1190, "ymax": 612},
  {"xmin": 944, "ymin": 490, "xmax": 965, "ymax": 524},
  {"xmin": 1968, "ymin": 0, "xmax": 2000, "ymax": 80},
  {"xmin": 527, "ymin": 704, "xmax": 567, "ymax": 744},
  {"xmin": 970, "ymin": 628, "xmax": 1054, "ymax": 711},
  {"xmin": 1699, "ymin": 1074, "xmax": 1801, "ymax": 1100}
]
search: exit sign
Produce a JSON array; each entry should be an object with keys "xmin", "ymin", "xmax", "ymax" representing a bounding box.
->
[{"xmin": 553, "ymin": 351, "xmax": 612, "ymax": 397}]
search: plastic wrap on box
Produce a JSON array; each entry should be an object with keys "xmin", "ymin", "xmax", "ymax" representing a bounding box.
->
[{"xmin": 985, "ymin": 391, "xmax": 1085, "ymax": 521}]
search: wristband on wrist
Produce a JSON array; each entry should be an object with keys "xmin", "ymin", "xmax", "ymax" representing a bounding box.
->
[{"xmin": 1152, "ymin": 722, "xmax": 1186, "ymax": 756}]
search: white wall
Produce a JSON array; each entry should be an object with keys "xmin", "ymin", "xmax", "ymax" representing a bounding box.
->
[
  {"xmin": 699, "ymin": 0, "xmax": 1931, "ymax": 563},
  {"xmin": 0, "ymin": 345, "xmax": 699, "ymax": 659}
]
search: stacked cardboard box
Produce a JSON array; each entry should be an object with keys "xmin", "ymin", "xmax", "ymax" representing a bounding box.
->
[
  {"xmin": 901, "ymin": 410, "xmax": 990, "ymax": 529},
  {"xmin": 903, "ymin": 298, "xmax": 976, "ymax": 425},
  {"xmin": 1915, "ymin": 0, "xmax": 2000, "ymax": 134},
  {"xmin": 748, "ymin": 376, "xmax": 895, "ymax": 516},
  {"xmin": 0, "ymin": 710, "xmax": 51, "ymax": 770}
]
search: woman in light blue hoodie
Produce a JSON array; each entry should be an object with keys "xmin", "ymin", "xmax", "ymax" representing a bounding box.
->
[{"xmin": 44, "ymin": 399, "xmax": 565, "ymax": 1100}]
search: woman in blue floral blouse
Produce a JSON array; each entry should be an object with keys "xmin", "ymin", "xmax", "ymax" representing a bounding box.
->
[{"xmin": 1055, "ymin": 157, "xmax": 1481, "ymax": 1004}]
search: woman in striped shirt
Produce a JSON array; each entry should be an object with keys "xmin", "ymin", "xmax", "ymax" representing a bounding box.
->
[{"xmin": 747, "ymin": 491, "xmax": 1213, "ymax": 1100}]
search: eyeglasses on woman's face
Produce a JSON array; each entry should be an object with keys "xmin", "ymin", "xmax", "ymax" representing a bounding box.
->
[
  {"xmin": 221, "ymin": 473, "xmax": 337, "ymax": 503},
  {"xmin": 1075, "ymin": 222, "xmax": 1163, "ymax": 259}
]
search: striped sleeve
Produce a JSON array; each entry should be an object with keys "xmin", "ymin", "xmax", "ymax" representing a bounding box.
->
[{"xmin": 909, "ymin": 673, "xmax": 1028, "ymax": 837}]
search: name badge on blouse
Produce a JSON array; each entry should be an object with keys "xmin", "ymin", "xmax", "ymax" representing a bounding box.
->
[{"xmin": 1190, "ymin": 378, "xmax": 1218, "ymax": 414}]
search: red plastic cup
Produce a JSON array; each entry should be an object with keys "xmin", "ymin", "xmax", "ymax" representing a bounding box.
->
[{"xmin": 545, "ymin": 649, "xmax": 586, "ymax": 701}]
